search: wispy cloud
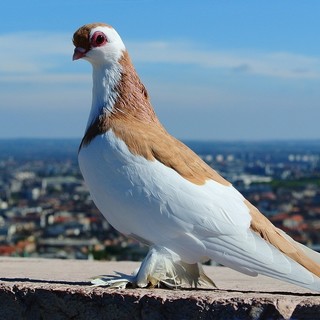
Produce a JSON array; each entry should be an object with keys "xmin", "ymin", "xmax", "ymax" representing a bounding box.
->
[
  {"xmin": 0, "ymin": 32, "xmax": 71, "ymax": 72},
  {"xmin": 3, "ymin": 73, "xmax": 90, "ymax": 84},
  {"xmin": 127, "ymin": 41, "xmax": 320, "ymax": 79},
  {"xmin": 0, "ymin": 31, "xmax": 319, "ymax": 86},
  {"xmin": 0, "ymin": 31, "xmax": 85, "ymax": 89}
]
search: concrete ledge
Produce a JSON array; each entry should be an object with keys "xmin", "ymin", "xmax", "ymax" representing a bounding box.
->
[{"xmin": 0, "ymin": 257, "xmax": 319, "ymax": 319}]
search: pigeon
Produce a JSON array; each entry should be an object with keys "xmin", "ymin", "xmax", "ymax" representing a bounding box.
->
[{"xmin": 73, "ymin": 22, "xmax": 320, "ymax": 291}]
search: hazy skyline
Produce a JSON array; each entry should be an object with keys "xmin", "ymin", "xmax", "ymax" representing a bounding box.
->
[{"xmin": 1, "ymin": 1, "xmax": 320, "ymax": 140}]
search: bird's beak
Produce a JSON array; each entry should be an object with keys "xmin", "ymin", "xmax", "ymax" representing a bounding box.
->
[{"xmin": 73, "ymin": 47, "xmax": 87, "ymax": 61}]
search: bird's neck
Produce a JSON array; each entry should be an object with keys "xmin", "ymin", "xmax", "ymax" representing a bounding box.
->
[
  {"xmin": 86, "ymin": 62, "xmax": 122, "ymax": 130},
  {"xmin": 87, "ymin": 51, "xmax": 157, "ymax": 131}
]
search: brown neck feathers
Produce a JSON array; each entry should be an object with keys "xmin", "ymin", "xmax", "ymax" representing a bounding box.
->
[
  {"xmin": 114, "ymin": 51, "xmax": 157, "ymax": 123},
  {"xmin": 79, "ymin": 51, "xmax": 158, "ymax": 150}
]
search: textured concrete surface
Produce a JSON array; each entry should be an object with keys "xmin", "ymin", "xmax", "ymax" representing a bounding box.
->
[{"xmin": 0, "ymin": 257, "xmax": 319, "ymax": 320}]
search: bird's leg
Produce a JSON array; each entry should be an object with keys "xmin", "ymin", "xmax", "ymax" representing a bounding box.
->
[{"xmin": 91, "ymin": 246, "xmax": 216, "ymax": 289}]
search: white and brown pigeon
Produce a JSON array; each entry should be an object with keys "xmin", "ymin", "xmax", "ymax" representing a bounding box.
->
[{"xmin": 73, "ymin": 23, "xmax": 320, "ymax": 291}]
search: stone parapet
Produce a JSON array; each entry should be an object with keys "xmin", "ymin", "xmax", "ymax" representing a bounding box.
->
[{"xmin": 0, "ymin": 257, "xmax": 319, "ymax": 319}]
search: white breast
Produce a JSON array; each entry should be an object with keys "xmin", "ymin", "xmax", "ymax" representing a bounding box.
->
[{"xmin": 78, "ymin": 130, "xmax": 252, "ymax": 263}]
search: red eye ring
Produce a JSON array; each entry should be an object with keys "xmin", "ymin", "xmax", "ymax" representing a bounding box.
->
[{"xmin": 91, "ymin": 31, "xmax": 107, "ymax": 47}]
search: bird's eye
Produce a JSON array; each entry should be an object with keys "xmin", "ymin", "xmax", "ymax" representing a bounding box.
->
[
  {"xmin": 91, "ymin": 31, "xmax": 107, "ymax": 47},
  {"xmin": 96, "ymin": 35, "xmax": 104, "ymax": 44}
]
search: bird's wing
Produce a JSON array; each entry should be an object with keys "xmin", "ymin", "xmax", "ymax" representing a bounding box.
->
[
  {"xmin": 111, "ymin": 119, "xmax": 320, "ymax": 280},
  {"xmin": 139, "ymin": 154, "xmax": 320, "ymax": 291}
]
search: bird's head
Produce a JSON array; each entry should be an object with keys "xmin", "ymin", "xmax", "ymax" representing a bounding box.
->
[{"xmin": 72, "ymin": 23, "xmax": 126, "ymax": 66}]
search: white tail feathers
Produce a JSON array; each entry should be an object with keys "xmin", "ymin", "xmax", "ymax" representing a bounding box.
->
[
  {"xmin": 277, "ymin": 228, "xmax": 320, "ymax": 265},
  {"xmin": 203, "ymin": 230, "xmax": 320, "ymax": 292}
]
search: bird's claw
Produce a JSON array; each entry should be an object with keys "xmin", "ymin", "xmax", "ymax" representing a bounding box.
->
[
  {"xmin": 91, "ymin": 272, "xmax": 137, "ymax": 289},
  {"xmin": 89, "ymin": 247, "xmax": 216, "ymax": 290}
]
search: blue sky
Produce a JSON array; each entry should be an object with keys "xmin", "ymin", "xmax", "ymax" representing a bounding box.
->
[{"xmin": 1, "ymin": 0, "xmax": 320, "ymax": 140}]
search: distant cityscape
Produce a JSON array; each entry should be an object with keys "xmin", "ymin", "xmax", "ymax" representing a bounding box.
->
[{"xmin": 1, "ymin": 138, "xmax": 320, "ymax": 261}]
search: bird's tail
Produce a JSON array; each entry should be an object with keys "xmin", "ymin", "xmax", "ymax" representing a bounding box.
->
[
  {"xmin": 277, "ymin": 228, "xmax": 320, "ymax": 265},
  {"xmin": 203, "ymin": 230, "xmax": 320, "ymax": 292}
]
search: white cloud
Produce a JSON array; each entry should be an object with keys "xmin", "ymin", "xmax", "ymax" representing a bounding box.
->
[
  {"xmin": 0, "ymin": 31, "xmax": 319, "ymax": 85},
  {"xmin": 0, "ymin": 32, "xmax": 72, "ymax": 73},
  {"xmin": 2, "ymin": 73, "xmax": 90, "ymax": 84},
  {"xmin": 1, "ymin": 31, "xmax": 319, "ymax": 116},
  {"xmin": 127, "ymin": 41, "xmax": 320, "ymax": 79},
  {"xmin": 0, "ymin": 31, "xmax": 91, "ymax": 90}
]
